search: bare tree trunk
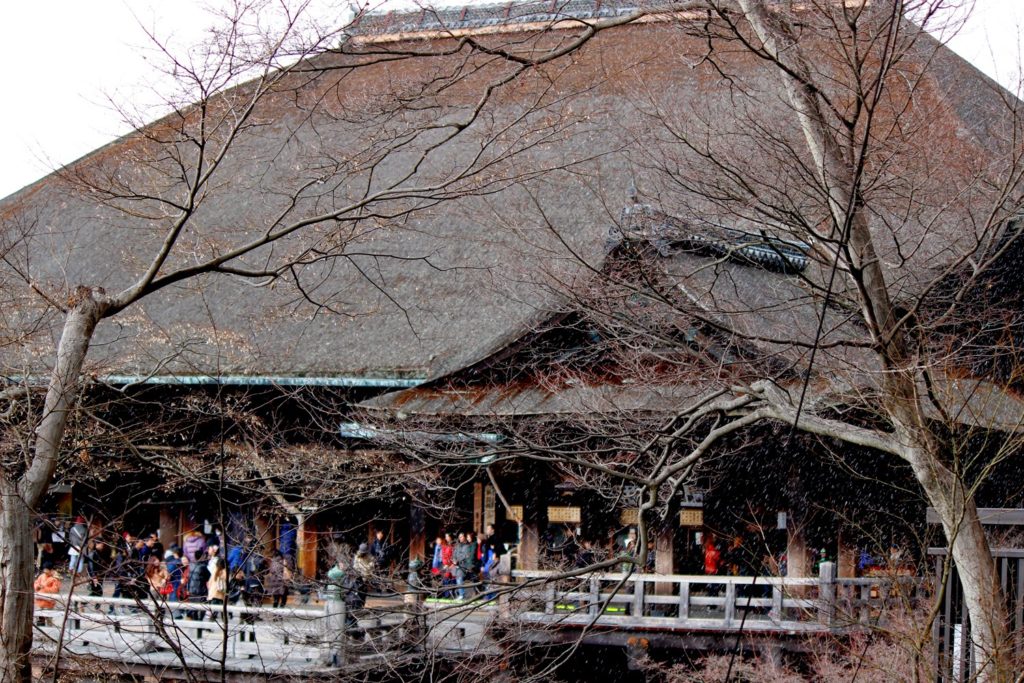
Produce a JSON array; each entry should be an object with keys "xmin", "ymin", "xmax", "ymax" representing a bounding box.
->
[
  {"xmin": 0, "ymin": 478, "xmax": 35, "ymax": 683},
  {"xmin": 733, "ymin": 3, "xmax": 1010, "ymax": 678},
  {"xmin": 20, "ymin": 290, "xmax": 105, "ymax": 509},
  {"xmin": 903, "ymin": 438, "xmax": 1007, "ymax": 681},
  {"xmin": 0, "ymin": 289, "xmax": 104, "ymax": 682}
]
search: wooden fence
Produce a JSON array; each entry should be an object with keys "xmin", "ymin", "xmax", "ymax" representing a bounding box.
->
[
  {"xmin": 32, "ymin": 594, "xmax": 406, "ymax": 677},
  {"xmin": 31, "ymin": 563, "xmax": 919, "ymax": 677},
  {"xmin": 507, "ymin": 562, "xmax": 920, "ymax": 633},
  {"xmin": 930, "ymin": 547, "xmax": 1024, "ymax": 683}
]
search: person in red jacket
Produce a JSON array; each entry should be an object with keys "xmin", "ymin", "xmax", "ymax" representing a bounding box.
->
[
  {"xmin": 439, "ymin": 533, "xmax": 456, "ymax": 596},
  {"xmin": 703, "ymin": 535, "xmax": 721, "ymax": 575},
  {"xmin": 703, "ymin": 535, "xmax": 722, "ymax": 603},
  {"xmin": 34, "ymin": 561, "xmax": 62, "ymax": 610}
]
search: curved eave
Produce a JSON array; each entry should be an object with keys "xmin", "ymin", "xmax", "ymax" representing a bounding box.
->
[{"xmin": 10, "ymin": 374, "xmax": 426, "ymax": 389}]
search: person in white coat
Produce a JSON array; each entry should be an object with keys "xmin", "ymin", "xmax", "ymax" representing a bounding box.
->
[{"xmin": 67, "ymin": 516, "xmax": 88, "ymax": 577}]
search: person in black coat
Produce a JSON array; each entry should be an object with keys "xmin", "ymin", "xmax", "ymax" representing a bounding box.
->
[
  {"xmin": 186, "ymin": 551, "xmax": 211, "ymax": 620},
  {"xmin": 370, "ymin": 530, "xmax": 391, "ymax": 572},
  {"xmin": 242, "ymin": 553, "xmax": 266, "ymax": 608}
]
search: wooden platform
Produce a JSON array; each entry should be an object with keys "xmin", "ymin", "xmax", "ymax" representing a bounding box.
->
[{"xmin": 30, "ymin": 564, "xmax": 918, "ymax": 679}]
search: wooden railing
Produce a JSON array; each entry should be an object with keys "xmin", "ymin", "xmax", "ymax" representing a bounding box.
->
[
  {"xmin": 32, "ymin": 563, "xmax": 920, "ymax": 675},
  {"xmin": 507, "ymin": 562, "xmax": 921, "ymax": 633},
  {"xmin": 31, "ymin": 594, "xmax": 408, "ymax": 676},
  {"xmin": 929, "ymin": 547, "xmax": 1024, "ymax": 683}
]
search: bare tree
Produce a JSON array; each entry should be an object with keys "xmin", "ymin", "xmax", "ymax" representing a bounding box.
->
[
  {"xmin": 642, "ymin": 3, "xmax": 1023, "ymax": 678},
  {"xmin": 352, "ymin": 2, "xmax": 1024, "ymax": 680},
  {"xmin": 0, "ymin": 1, "xmax": 623, "ymax": 678},
  {"xmin": 4, "ymin": 1, "xmax": 1022, "ymax": 680}
]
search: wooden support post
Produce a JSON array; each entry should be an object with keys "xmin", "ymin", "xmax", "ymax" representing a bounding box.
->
[
  {"xmin": 654, "ymin": 523, "xmax": 674, "ymax": 596},
  {"xmin": 519, "ymin": 521, "xmax": 539, "ymax": 570},
  {"xmin": 786, "ymin": 515, "xmax": 811, "ymax": 578},
  {"xmin": 837, "ymin": 529, "xmax": 856, "ymax": 578},
  {"xmin": 409, "ymin": 503, "xmax": 426, "ymax": 562},
  {"xmin": 254, "ymin": 515, "xmax": 274, "ymax": 556},
  {"xmin": 1016, "ymin": 557, "xmax": 1024, "ymax": 662},
  {"xmin": 589, "ymin": 577, "xmax": 600, "ymax": 616},
  {"xmin": 518, "ymin": 485, "xmax": 542, "ymax": 570},
  {"xmin": 178, "ymin": 511, "xmax": 198, "ymax": 556},
  {"xmin": 159, "ymin": 506, "xmax": 177, "ymax": 550},
  {"xmin": 298, "ymin": 517, "xmax": 318, "ymax": 581},
  {"xmin": 472, "ymin": 482, "xmax": 483, "ymax": 534},
  {"xmin": 859, "ymin": 584, "xmax": 871, "ymax": 625}
]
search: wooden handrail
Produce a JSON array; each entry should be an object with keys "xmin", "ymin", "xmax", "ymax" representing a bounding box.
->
[
  {"xmin": 507, "ymin": 562, "xmax": 922, "ymax": 632},
  {"xmin": 510, "ymin": 569, "xmax": 824, "ymax": 586},
  {"xmin": 31, "ymin": 563, "xmax": 922, "ymax": 676},
  {"xmin": 42, "ymin": 592, "xmax": 325, "ymax": 619}
]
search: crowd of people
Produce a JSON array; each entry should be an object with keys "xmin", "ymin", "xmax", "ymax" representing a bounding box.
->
[
  {"xmin": 32, "ymin": 514, "xmax": 920, "ymax": 620},
  {"xmin": 33, "ymin": 520, "xmax": 297, "ymax": 616},
  {"xmin": 700, "ymin": 532, "xmax": 913, "ymax": 581},
  {"xmin": 427, "ymin": 524, "xmax": 504, "ymax": 600},
  {"xmin": 321, "ymin": 524, "xmax": 507, "ymax": 624}
]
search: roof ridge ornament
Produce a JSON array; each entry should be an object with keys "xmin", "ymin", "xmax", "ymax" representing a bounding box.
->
[{"xmin": 609, "ymin": 204, "xmax": 810, "ymax": 272}]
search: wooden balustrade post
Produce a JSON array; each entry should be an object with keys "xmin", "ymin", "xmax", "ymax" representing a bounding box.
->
[
  {"xmin": 323, "ymin": 595, "xmax": 347, "ymax": 666},
  {"xmin": 632, "ymin": 579, "xmax": 645, "ymax": 618},
  {"xmin": 589, "ymin": 577, "xmax": 600, "ymax": 616},
  {"xmin": 498, "ymin": 573, "xmax": 511, "ymax": 618},
  {"xmin": 544, "ymin": 585, "xmax": 555, "ymax": 615},
  {"xmin": 771, "ymin": 583, "xmax": 783, "ymax": 622},
  {"xmin": 860, "ymin": 583, "xmax": 871, "ymax": 624},
  {"xmin": 818, "ymin": 561, "xmax": 836, "ymax": 628},
  {"xmin": 677, "ymin": 579, "xmax": 690, "ymax": 621},
  {"xmin": 723, "ymin": 582, "xmax": 736, "ymax": 627},
  {"xmin": 152, "ymin": 602, "xmax": 164, "ymax": 651}
]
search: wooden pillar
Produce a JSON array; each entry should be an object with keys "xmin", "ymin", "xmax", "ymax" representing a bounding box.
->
[
  {"xmin": 409, "ymin": 503, "xmax": 426, "ymax": 562},
  {"xmin": 786, "ymin": 515, "xmax": 811, "ymax": 578},
  {"xmin": 837, "ymin": 530, "xmax": 856, "ymax": 578},
  {"xmin": 519, "ymin": 521, "xmax": 539, "ymax": 570},
  {"xmin": 57, "ymin": 490, "xmax": 73, "ymax": 517},
  {"xmin": 472, "ymin": 482, "xmax": 484, "ymax": 533},
  {"xmin": 518, "ymin": 484, "xmax": 542, "ymax": 570},
  {"xmin": 655, "ymin": 525, "xmax": 674, "ymax": 574},
  {"xmin": 483, "ymin": 484, "xmax": 496, "ymax": 529},
  {"xmin": 159, "ymin": 506, "xmax": 177, "ymax": 549},
  {"xmin": 255, "ymin": 515, "xmax": 274, "ymax": 556},
  {"xmin": 654, "ymin": 521, "xmax": 675, "ymax": 596},
  {"xmin": 179, "ymin": 510, "xmax": 196, "ymax": 538},
  {"xmin": 298, "ymin": 516, "xmax": 318, "ymax": 579}
]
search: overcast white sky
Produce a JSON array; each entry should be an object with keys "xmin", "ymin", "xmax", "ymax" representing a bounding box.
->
[{"xmin": 1, "ymin": 0, "xmax": 1021, "ymax": 200}]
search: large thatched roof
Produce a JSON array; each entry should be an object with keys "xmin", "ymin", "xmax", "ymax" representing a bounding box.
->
[{"xmin": 0, "ymin": 3, "xmax": 1014, "ymax": 384}]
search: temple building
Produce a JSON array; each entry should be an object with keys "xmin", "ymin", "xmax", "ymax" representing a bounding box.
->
[{"xmin": 1, "ymin": 0, "xmax": 1021, "ymax": 591}]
